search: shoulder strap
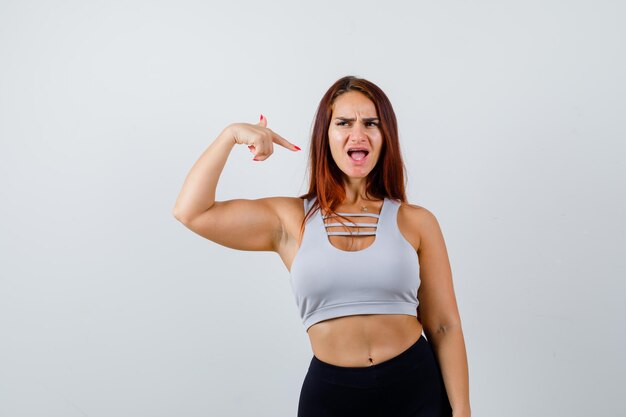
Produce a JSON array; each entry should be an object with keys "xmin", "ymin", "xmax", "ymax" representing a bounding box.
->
[{"xmin": 304, "ymin": 196, "xmax": 316, "ymax": 212}]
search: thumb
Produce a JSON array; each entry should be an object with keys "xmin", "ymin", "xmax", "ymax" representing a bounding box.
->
[{"xmin": 258, "ymin": 114, "xmax": 267, "ymax": 128}]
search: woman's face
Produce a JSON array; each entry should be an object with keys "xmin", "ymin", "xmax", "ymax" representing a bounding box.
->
[{"xmin": 328, "ymin": 91, "xmax": 383, "ymax": 180}]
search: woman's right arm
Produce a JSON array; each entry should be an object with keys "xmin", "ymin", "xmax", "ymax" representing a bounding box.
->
[{"xmin": 172, "ymin": 117, "xmax": 300, "ymax": 252}]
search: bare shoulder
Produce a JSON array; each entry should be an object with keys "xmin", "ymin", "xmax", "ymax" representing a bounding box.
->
[
  {"xmin": 267, "ymin": 195, "xmax": 305, "ymax": 209},
  {"xmin": 266, "ymin": 195, "xmax": 307, "ymax": 231},
  {"xmin": 398, "ymin": 201, "xmax": 436, "ymax": 222},
  {"xmin": 397, "ymin": 201, "xmax": 439, "ymax": 252},
  {"xmin": 267, "ymin": 196, "xmax": 305, "ymax": 217}
]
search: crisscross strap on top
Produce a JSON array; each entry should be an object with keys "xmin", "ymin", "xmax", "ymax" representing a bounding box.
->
[
  {"xmin": 322, "ymin": 212, "xmax": 380, "ymax": 236},
  {"xmin": 322, "ymin": 212, "xmax": 381, "ymax": 219}
]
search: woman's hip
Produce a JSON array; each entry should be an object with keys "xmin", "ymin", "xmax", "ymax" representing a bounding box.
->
[{"xmin": 297, "ymin": 335, "xmax": 452, "ymax": 417}]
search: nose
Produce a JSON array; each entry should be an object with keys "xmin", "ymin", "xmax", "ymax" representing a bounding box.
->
[{"xmin": 349, "ymin": 123, "xmax": 368, "ymax": 142}]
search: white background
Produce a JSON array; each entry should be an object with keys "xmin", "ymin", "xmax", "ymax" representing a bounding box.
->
[{"xmin": 1, "ymin": 1, "xmax": 624, "ymax": 416}]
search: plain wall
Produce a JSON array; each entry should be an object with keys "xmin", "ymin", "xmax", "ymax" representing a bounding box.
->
[{"xmin": 1, "ymin": 0, "xmax": 624, "ymax": 416}]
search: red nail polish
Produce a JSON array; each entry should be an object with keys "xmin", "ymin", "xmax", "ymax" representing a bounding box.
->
[
  {"xmin": 260, "ymin": 114, "xmax": 264, "ymax": 121},
  {"xmin": 294, "ymin": 145, "xmax": 301, "ymax": 151},
  {"xmin": 253, "ymin": 158, "xmax": 259, "ymax": 161}
]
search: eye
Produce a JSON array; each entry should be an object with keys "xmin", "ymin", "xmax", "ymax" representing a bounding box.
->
[{"xmin": 334, "ymin": 120, "xmax": 378, "ymax": 127}]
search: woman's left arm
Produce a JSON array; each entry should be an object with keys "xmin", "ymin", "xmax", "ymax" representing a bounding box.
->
[{"xmin": 411, "ymin": 206, "xmax": 471, "ymax": 417}]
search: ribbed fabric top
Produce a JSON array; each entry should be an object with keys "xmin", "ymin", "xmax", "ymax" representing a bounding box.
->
[{"xmin": 289, "ymin": 196, "xmax": 420, "ymax": 332}]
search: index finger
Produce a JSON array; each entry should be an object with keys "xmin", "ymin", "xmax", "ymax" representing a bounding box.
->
[{"xmin": 270, "ymin": 130, "xmax": 300, "ymax": 151}]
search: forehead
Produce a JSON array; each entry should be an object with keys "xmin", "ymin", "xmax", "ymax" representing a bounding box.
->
[{"xmin": 331, "ymin": 91, "xmax": 377, "ymax": 116}]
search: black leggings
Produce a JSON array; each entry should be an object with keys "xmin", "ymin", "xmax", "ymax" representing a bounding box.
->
[{"xmin": 297, "ymin": 335, "xmax": 452, "ymax": 417}]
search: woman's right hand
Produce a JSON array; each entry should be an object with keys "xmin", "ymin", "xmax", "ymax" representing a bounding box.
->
[{"xmin": 230, "ymin": 114, "xmax": 300, "ymax": 161}]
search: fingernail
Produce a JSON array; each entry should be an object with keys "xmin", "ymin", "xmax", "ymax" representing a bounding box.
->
[
  {"xmin": 253, "ymin": 158, "xmax": 259, "ymax": 161},
  {"xmin": 294, "ymin": 145, "xmax": 301, "ymax": 151},
  {"xmin": 260, "ymin": 114, "xmax": 264, "ymax": 121}
]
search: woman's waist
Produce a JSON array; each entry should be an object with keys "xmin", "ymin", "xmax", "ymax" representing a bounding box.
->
[{"xmin": 307, "ymin": 314, "xmax": 424, "ymax": 368}]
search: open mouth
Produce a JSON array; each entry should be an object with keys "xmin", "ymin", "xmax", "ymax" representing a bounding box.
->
[{"xmin": 347, "ymin": 149, "xmax": 369, "ymax": 162}]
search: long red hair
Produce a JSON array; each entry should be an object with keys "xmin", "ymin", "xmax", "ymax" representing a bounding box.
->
[{"xmin": 298, "ymin": 75, "xmax": 408, "ymax": 237}]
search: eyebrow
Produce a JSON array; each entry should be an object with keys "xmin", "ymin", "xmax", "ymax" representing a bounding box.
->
[{"xmin": 334, "ymin": 117, "xmax": 380, "ymax": 122}]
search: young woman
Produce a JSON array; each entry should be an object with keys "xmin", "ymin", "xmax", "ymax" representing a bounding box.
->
[{"xmin": 173, "ymin": 76, "xmax": 471, "ymax": 417}]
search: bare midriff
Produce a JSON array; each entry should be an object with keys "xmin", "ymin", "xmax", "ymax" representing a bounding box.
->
[{"xmin": 307, "ymin": 313, "xmax": 424, "ymax": 367}]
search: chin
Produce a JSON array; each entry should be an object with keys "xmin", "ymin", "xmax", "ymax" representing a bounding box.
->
[{"xmin": 342, "ymin": 169, "xmax": 371, "ymax": 179}]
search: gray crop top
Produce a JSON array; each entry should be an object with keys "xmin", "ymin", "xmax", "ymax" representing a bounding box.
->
[{"xmin": 289, "ymin": 196, "xmax": 420, "ymax": 332}]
